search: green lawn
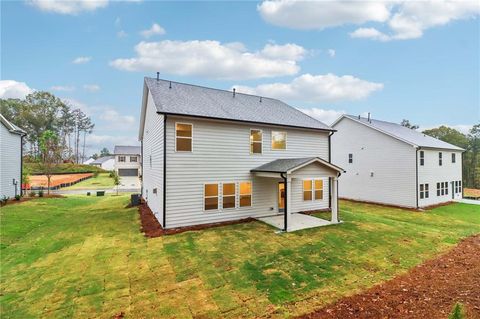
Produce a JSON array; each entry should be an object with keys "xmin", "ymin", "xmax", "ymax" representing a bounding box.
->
[
  {"xmin": 63, "ymin": 173, "xmax": 114, "ymax": 190},
  {"xmin": 1, "ymin": 197, "xmax": 479, "ymax": 319}
]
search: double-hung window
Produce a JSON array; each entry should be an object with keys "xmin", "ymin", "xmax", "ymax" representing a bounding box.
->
[
  {"xmin": 458, "ymin": 181, "xmax": 462, "ymax": 193},
  {"xmin": 271, "ymin": 131, "xmax": 287, "ymax": 150},
  {"xmin": 445, "ymin": 181, "xmax": 448, "ymax": 195},
  {"xmin": 439, "ymin": 152, "xmax": 443, "ymax": 166},
  {"xmin": 303, "ymin": 179, "xmax": 324, "ymax": 201},
  {"xmin": 314, "ymin": 180, "xmax": 323, "ymax": 200},
  {"xmin": 119, "ymin": 156, "xmax": 126, "ymax": 162},
  {"xmin": 176, "ymin": 123, "xmax": 192, "ymax": 152},
  {"xmin": 420, "ymin": 184, "xmax": 429, "ymax": 199},
  {"xmin": 250, "ymin": 129, "xmax": 262, "ymax": 154},
  {"xmin": 239, "ymin": 182, "xmax": 252, "ymax": 207},
  {"xmin": 437, "ymin": 182, "xmax": 440, "ymax": 196},
  {"xmin": 222, "ymin": 183, "xmax": 236, "ymax": 209},
  {"xmin": 204, "ymin": 184, "xmax": 218, "ymax": 210},
  {"xmin": 130, "ymin": 156, "xmax": 137, "ymax": 162},
  {"xmin": 303, "ymin": 180, "xmax": 313, "ymax": 201},
  {"xmin": 348, "ymin": 153, "xmax": 353, "ymax": 164},
  {"xmin": 452, "ymin": 153, "xmax": 456, "ymax": 163},
  {"xmin": 419, "ymin": 151, "xmax": 424, "ymax": 166}
]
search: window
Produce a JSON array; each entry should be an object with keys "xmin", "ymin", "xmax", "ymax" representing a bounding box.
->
[
  {"xmin": 420, "ymin": 151, "xmax": 424, "ymax": 166},
  {"xmin": 222, "ymin": 183, "xmax": 236, "ymax": 209},
  {"xmin": 149, "ymin": 155, "xmax": 152, "ymax": 168},
  {"xmin": 314, "ymin": 180, "xmax": 323, "ymax": 200},
  {"xmin": 250, "ymin": 129, "xmax": 262, "ymax": 154},
  {"xmin": 239, "ymin": 182, "xmax": 252, "ymax": 207},
  {"xmin": 458, "ymin": 181, "xmax": 462, "ymax": 193},
  {"xmin": 271, "ymin": 131, "xmax": 287, "ymax": 150},
  {"xmin": 439, "ymin": 152, "xmax": 442, "ymax": 166},
  {"xmin": 445, "ymin": 181, "xmax": 448, "ymax": 195},
  {"xmin": 303, "ymin": 180, "xmax": 312, "ymax": 201},
  {"xmin": 452, "ymin": 153, "xmax": 456, "ymax": 163},
  {"xmin": 348, "ymin": 153, "xmax": 353, "ymax": 164},
  {"xmin": 420, "ymin": 184, "xmax": 429, "ymax": 199},
  {"xmin": 130, "ymin": 156, "xmax": 137, "ymax": 162},
  {"xmin": 455, "ymin": 181, "xmax": 458, "ymax": 193},
  {"xmin": 437, "ymin": 182, "xmax": 440, "ymax": 196},
  {"xmin": 204, "ymin": 184, "xmax": 218, "ymax": 210},
  {"xmin": 176, "ymin": 123, "xmax": 192, "ymax": 152},
  {"xmin": 119, "ymin": 156, "xmax": 126, "ymax": 162}
]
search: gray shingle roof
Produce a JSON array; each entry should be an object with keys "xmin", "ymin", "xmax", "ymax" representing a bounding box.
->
[
  {"xmin": 342, "ymin": 115, "xmax": 465, "ymax": 151},
  {"xmin": 251, "ymin": 157, "xmax": 344, "ymax": 173},
  {"xmin": 0, "ymin": 113, "xmax": 26, "ymax": 135},
  {"xmin": 144, "ymin": 78, "xmax": 333, "ymax": 131},
  {"xmin": 92, "ymin": 156, "xmax": 114, "ymax": 164},
  {"xmin": 114, "ymin": 145, "xmax": 141, "ymax": 155}
]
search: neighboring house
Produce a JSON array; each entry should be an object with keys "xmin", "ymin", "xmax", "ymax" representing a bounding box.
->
[
  {"xmin": 139, "ymin": 77, "xmax": 344, "ymax": 231},
  {"xmin": 0, "ymin": 114, "xmax": 26, "ymax": 198},
  {"xmin": 90, "ymin": 156, "xmax": 115, "ymax": 171},
  {"xmin": 83, "ymin": 158, "xmax": 95, "ymax": 165},
  {"xmin": 331, "ymin": 115, "xmax": 464, "ymax": 208},
  {"xmin": 114, "ymin": 145, "xmax": 141, "ymax": 177}
]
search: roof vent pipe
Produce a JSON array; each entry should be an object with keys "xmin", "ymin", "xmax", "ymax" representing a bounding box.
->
[
  {"xmin": 169, "ymin": 81, "xmax": 172, "ymax": 89},
  {"xmin": 367, "ymin": 112, "xmax": 371, "ymax": 122},
  {"xmin": 259, "ymin": 97, "xmax": 262, "ymax": 103},
  {"xmin": 233, "ymin": 88, "xmax": 236, "ymax": 97},
  {"xmin": 358, "ymin": 114, "xmax": 360, "ymax": 119},
  {"xmin": 156, "ymin": 72, "xmax": 159, "ymax": 81}
]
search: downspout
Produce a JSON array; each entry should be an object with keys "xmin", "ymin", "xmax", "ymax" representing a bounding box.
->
[
  {"xmin": 163, "ymin": 115, "xmax": 167, "ymax": 228},
  {"xmin": 415, "ymin": 148, "xmax": 419, "ymax": 209},
  {"xmin": 281, "ymin": 172, "xmax": 287, "ymax": 232}
]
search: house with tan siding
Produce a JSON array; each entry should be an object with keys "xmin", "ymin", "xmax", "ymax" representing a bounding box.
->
[
  {"xmin": 331, "ymin": 115, "xmax": 464, "ymax": 208},
  {"xmin": 138, "ymin": 77, "xmax": 344, "ymax": 231}
]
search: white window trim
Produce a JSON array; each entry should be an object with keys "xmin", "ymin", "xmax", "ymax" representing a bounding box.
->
[
  {"xmin": 419, "ymin": 151, "xmax": 424, "ymax": 166},
  {"xmin": 303, "ymin": 179, "xmax": 313, "ymax": 201},
  {"xmin": 271, "ymin": 131, "xmax": 287, "ymax": 151},
  {"xmin": 222, "ymin": 182, "xmax": 237, "ymax": 210},
  {"xmin": 129, "ymin": 156, "xmax": 137, "ymax": 162},
  {"xmin": 118, "ymin": 156, "xmax": 126, "ymax": 162},
  {"xmin": 348, "ymin": 153, "xmax": 353, "ymax": 164},
  {"xmin": 314, "ymin": 178, "xmax": 324, "ymax": 201},
  {"xmin": 203, "ymin": 182, "xmax": 219, "ymax": 212},
  {"xmin": 175, "ymin": 122, "xmax": 193, "ymax": 153},
  {"xmin": 250, "ymin": 129, "xmax": 263, "ymax": 155},
  {"xmin": 239, "ymin": 180, "xmax": 253, "ymax": 207}
]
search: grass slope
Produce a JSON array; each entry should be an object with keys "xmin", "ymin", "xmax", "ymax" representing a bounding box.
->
[
  {"xmin": 62, "ymin": 173, "xmax": 114, "ymax": 190},
  {"xmin": 25, "ymin": 163, "xmax": 105, "ymax": 175},
  {"xmin": 1, "ymin": 197, "xmax": 479, "ymax": 318}
]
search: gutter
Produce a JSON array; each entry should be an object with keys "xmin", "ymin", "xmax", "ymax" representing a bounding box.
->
[
  {"xmin": 163, "ymin": 114, "xmax": 167, "ymax": 228},
  {"xmin": 281, "ymin": 172, "xmax": 288, "ymax": 232}
]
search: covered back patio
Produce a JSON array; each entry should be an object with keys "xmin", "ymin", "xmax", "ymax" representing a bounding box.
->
[{"xmin": 251, "ymin": 157, "xmax": 344, "ymax": 232}]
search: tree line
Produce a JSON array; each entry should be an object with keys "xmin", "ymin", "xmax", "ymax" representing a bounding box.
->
[
  {"xmin": 402, "ymin": 120, "xmax": 480, "ymax": 189},
  {"xmin": 0, "ymin": 91, "xmax": 94, "ymax": 163}
]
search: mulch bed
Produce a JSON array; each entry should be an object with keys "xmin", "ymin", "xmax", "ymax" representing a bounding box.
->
[
  {"xmin": 138, "ymin": 202, "xmax": 254, "ymax": 237},
  {"xmin": 298, "ymin": 235, "xmax": 480, "ymax": 319}
]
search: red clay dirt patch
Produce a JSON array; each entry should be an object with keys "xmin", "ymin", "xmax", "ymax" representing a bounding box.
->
[
  {"xmin": 299, "ymin": 235, "xmax": 480, "ymax": 319},
  {"xmin": 27, "ymin": 173, "xmax": 93, "ymax": 189},
  {"xmin": 465, "ymin": 188, "xmax": 480, "ymax": 199},
  {"xmin": 138, "ymin": 202, "xmax": 254, "ymax": 237}
]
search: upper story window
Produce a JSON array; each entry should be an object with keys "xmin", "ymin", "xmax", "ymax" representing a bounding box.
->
[
  {"xmin": 419, "ymin": 151, "xmax": 424, "ymax": 166},
  {"xmin": 119, "ymin": 156, "xmax": 126, "ymax": 162},
  {"xmin": 348, "ymin": 153, "xmax": 353, "ymax": 164},
  {"xmin": 239, "ymin": 182, "xmax": 252, "ymax": 207},
  {"xmin": 176, "ymin": 123, "xmax": 192, "ymax": 152},
  {"xmin": 439, "ymin": 152, "xmax": 442, "ymax": 166},
  {"xmin": 222, "ymin": 183, "xmax": 236, "ymax": 209},
  {"xmin": 250, "ymin": 129, "xmax": 262, "ymax": 154},
  {"xmin": 452, "ymin": 153, "xmax": 456, "ymax": 163},
  {"xmin": 130, "ymin": 156, "xmax": 137, "ymax": 162},
  {"xmin": 271, "ymin": 131, "xmax": 287, "ymax": 150},
  {"xmin": 204, "ymin": 183, "xmax": 218, "ymax": 211}
]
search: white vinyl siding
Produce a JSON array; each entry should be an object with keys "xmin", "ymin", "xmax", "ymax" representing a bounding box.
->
[
  {"xmin": 0, "ymin": 122, "xmax": 22, "ymax": 198},
  {"xmin": 164, "ymin": 116, "xmax": 330, "ymax": 228},
  {"xmin": 141, "ymin": 90, "xmax": 164, "ymax": 226},
  {"xmin": 332, "ymin": 117, "xmax": 417, "ymax": 208}
]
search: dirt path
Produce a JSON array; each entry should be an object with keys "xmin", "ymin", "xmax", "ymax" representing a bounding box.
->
[{"xmin": 299, "ymin": 235, "xmax": 480, "ymax": 319}]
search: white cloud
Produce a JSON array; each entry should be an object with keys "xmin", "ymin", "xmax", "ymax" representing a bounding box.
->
[
  {"xmin": 86, "ymin": 134, "xmax": 138, "ymax": 154},
  {"xmin": 140, "ymin": 23, "xmax": 166, "ymax": 38},
  {"xmin": 259, "ymin": 0, "xmax": 480, "ymax": 41},
  {"xmin": 327, "ymin": 49, "xmax": 336, "ymax": 58},
  {"xmin": 99, "ymin": 109, "xmax": 135, "ymax": 128},
  {"xmin": 110, "ymin": 40, "xmax": 305, "ymax": 79},
  {"xmin": 61, "ymin": 98, "xmax": 94, "ymax": 115},
  {"xmin": 27, "ymin": 0, "xmax": 109, "ymax": 15},
  {"xmin": 233, "ymin": 73, "xmax": 384, "ymax": 103},
  {"xmin": 83, "ymin": 84, "xmax": 100, "ymax": 92},
  {"xmin": 117, "ymin": 30, "xmax": 128, "ymax": 38},
  {"xmin": 258, "ymin": 0, "xmax": 391, "ymax": 30},
  {"xmin": 298, "ymin": 108, "xmax": 345, "ymax": 125},
  {"xmin": 0, "ymin": 80, "xmax": 34, "ymax": 99},
  {"xmin": 51, "ymin": 85, "xmax": 75, "ymax": 92},
  {"xmin": 72, "ymin": 56, "xmax": 92, "ymax": 64}
]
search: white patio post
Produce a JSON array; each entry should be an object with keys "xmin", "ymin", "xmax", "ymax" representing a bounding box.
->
[
  {"xmin": 331, "ymin": 176, "xmax": 339, "ymax": 223},
  {"xmin": 285, "ymin": 175, "xmax": 292, "ymax": 231}
]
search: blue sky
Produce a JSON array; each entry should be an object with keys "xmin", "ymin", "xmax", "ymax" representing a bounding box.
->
[{"xmin": 1, "ymin": 0, "xmax": 479, "ymax": 155}]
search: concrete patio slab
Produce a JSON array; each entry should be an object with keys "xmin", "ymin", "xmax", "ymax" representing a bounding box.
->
[{"xmin": 257, "ymin": 213, "xmax": 338, "ymax": 232}]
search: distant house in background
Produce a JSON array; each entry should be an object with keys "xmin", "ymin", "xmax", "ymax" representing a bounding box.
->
[
  {"xmin": 90, "ymin": 156, "xmax": 115, "ymax": 171},
  {"xmin": 114, "ymin": 145, "xmax": 141, "ymax": 177},
  {"xmin": 331, "ymin": 115, "xmax": 464, "ymax": 208},
  {"xmin": 1, "ymin": 114, "xmax": 26, "ymax": 198},
  {"xmin": 83, "ymin": 158, "xmax": 95, "ymax": 165}
]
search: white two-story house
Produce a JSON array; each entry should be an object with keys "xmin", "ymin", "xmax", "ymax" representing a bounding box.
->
[
  {"xmin": 331, "ymin": 115, "xmax": 464, "ymax": 208},
  {"xmin": 114, "ymin": 145, "xmax": 142, "ymax": 177},
  {"xmin": 139, "ymin": 77, "xmax": 344, "ymax": 231}
]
